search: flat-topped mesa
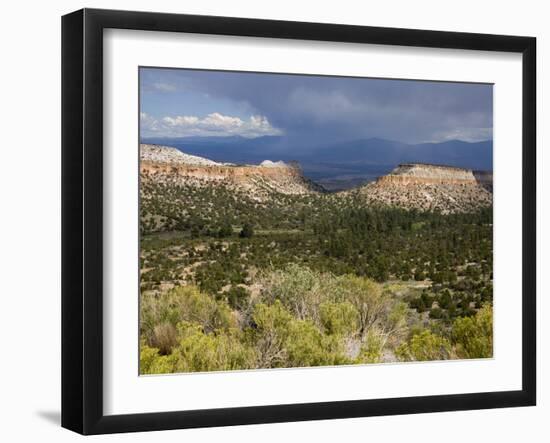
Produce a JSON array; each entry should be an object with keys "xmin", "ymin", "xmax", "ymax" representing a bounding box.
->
[
  {"xmin": 356, "ymin": 162, "xmax": 493, "ymax": 213},
  {"xmin": 376, "ymin": 163, "xmax": 478, "ymax": 185},
  {"xmin": 140, "ymin": 143, "xmax": 322, "ymax": 195}
]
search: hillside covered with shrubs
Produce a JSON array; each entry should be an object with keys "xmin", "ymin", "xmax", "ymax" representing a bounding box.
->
[
  {"xmin": 141, "ymin": 265, "xmax": 492, "ymax": 373},
  {"xmin": 139, "ymin": 153, "xmax": 493, "ymax": 374}
]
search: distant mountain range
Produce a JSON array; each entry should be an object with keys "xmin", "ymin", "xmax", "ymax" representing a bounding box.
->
[{"xmin": 141, "ymin": 136, "xmax": 493, "ymax": 190}]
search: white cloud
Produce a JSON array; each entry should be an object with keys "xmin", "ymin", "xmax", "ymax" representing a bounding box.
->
[
  {"xmin": 141, "ymin": 112, "xmax": 283, "ymax": 138},
  {"xmin": 162, "ymin": 115, "xmax": 200, "ymax": 126},
  {"xmin": 202, "ymin": 112, "xmax": 244, "ymax": 129}
]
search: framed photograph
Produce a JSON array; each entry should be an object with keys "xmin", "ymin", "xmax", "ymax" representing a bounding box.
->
[{"xmin": 62, "ymin": 8, "xmax": 536, "ymax": 435}]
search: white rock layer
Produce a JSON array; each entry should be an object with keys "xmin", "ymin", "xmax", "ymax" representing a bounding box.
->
[{"xmin": 140, "ymin": 144, "xmax": 222, "ymax": 166}]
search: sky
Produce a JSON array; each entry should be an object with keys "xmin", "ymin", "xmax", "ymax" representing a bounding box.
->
[{"xmin": 139, "ymin": 67, "xmax": 493, "ymax": 145}]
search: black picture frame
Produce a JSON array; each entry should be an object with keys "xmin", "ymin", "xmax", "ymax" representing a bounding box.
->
[{"xmin": 62, "ymin": 8, "xmax": 536, "ymax": 435}]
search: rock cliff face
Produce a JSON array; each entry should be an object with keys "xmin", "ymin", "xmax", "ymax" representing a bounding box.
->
[
  {"xmin": 140, "ymin": 145, "xmax": 492, "ymax": 215},
  {"xmin": 353, "ymin": 163, "xmax": 492, "ymax": 213},
  {"xmin": 377, "ymin": 164, "xmax": 479, "ymax": 184},
  {"xmin": 140, "ymin": 144, "xmax": 323, "ymax": 196}
]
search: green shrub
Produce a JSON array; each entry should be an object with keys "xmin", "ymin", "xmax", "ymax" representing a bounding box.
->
[
  {"xmin": 239, "ymin": 223, "xmax": 254, "ymax": 238},
  {"xmin": 285, "ymin": 319, "xmax": 350, "ymax": 367},
  {"xmin": 249, "ymin": 301, "xmax": 293, "ymax": 368},
  {"xmin": 140, "ymin": 343, "xmax": 178, "ymax": 374},
  {"xmin": 358, "ymin": 329, "xmax": 384, "ymax": 363},
  {"xmin": 249, "ymin": 301, "xmax": 351, "ymax": 368},
  {"xmin": 258, "ymin": 264, "xmax": 337, "ymax": 322},
  {"xmin": 140, "ymin": 285, "xmax": 237, "ymax": 352},
  {"xmin": 452, "ymin": 304, "xmax": 493, "ymax": 358},
  {"xmin": 171, "ymin": 323, "xmax": 257, "ymax": 372},
  {"xmin": 319, "ymin": 301, "xmax": 359, "ymax": 337},
  {"xmin": 396, "ymin": 330, "xmax": 453, "ymax": 362},
  {"xmin": 336, "ymin": 275, "xmax": 391, "ymax": 339},
  {"xmin": 226, "ymin": 286, "xmax": 251, "ymax": 310}
]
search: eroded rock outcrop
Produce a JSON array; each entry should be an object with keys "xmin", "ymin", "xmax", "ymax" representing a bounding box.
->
[
  {"xmin": 353, "ymin": 163, "xmax": 492, "ymax": 213},
  {"xmin": 140, "ymin": 144, "xmax": 323, "ymax": 196}
]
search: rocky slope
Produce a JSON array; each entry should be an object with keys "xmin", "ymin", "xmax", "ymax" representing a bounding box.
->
[
  {"xmin": 140, "ymin": 144, "xmax": 323, "ymax": 197},
  {"xmin": 140, "ymin": 146, "xmax": 492, "ymax": 234},
  {"xmin": 141, "ymin": 143, "xmax": 228, "ymax": 166},
  {"xmin": 140, "ymin": 144, "xmax": 328, "ymax": 233},
  {"xmin": 352, "ymin": 163, "xmax": 492, "ymax": 213}
]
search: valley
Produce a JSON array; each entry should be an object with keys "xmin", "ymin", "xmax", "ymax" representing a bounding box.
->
[{"xmin": 139, "ymin": 144, "xmax": 493, "ymax": 374}]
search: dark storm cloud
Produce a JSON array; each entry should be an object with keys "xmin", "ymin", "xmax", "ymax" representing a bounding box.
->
[{"xmin": 142, "ymin": 68, "xmax": 493, "ymax": 144}]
